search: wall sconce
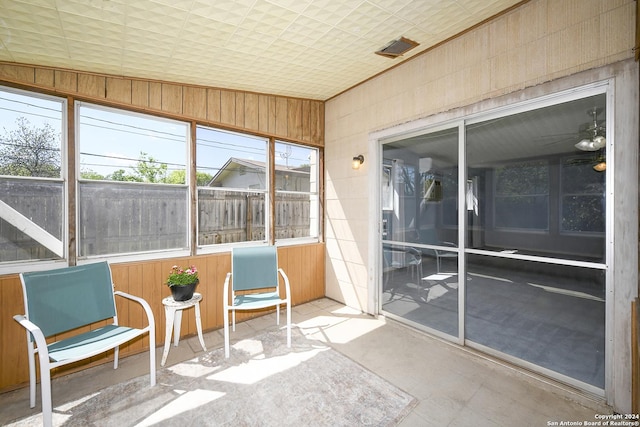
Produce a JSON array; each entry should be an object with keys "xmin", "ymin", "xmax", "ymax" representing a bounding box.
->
[{"xmin": 352, "ymin": 154, "xmax": 364, "ymax": 170}]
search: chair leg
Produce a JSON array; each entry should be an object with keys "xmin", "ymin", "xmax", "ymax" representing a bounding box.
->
[
  {"xmin": 37, "ymin": 353, "xmax": 53, "ymax": 427},
  {"xmin": 114, "ymin": 346, "xmax": 119, "ymax": 369},
  {"xmin": 148, "ymin": 322, "xmax": 156, "ymax": 386},
  {"xmin": 276, "ymin": 303, "xmax": 280, "ymax": 325},
  {"xmin": 286, "ymin": 302, "xmax": 291, "ymax": 348},
  {"xmin": 224, "ymin": 307, "xmax": 230, "ymax": 358},
  {"xmin": 232, "ymin": 310, "xmax": 236, "ymax": 332}
]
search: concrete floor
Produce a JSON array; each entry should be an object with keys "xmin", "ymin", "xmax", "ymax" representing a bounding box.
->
[{"xmin": 1, "ymin": 298, "xmax": 612, "ymax": 426}]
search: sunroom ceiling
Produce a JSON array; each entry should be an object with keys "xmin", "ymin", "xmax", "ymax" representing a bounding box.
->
[{"xmin": 0, "ymin": 0, "xmax": 522, "ymax": 100}]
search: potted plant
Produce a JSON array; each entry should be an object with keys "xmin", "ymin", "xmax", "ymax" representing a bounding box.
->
[{"xmin": 166, "ymin": 264, "xmax": 199, "ymax": 301}]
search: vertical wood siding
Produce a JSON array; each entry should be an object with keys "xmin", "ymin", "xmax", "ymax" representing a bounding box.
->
[
  {"xmin": 0, "ymin": 62, "xmax": 324, "ymax": 147},
  {"xmin": 0, "ymin": 243, "xmax": 324, "ymax": 392}
]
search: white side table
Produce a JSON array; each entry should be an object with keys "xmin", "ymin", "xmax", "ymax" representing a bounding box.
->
[{"xmin": 161, "ymin": 292, "xmax": 207, "ymax": 366}]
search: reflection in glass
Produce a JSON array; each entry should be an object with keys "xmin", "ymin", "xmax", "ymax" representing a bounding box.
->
[
  {"xmin": 466, "ymin": 93, "xmax": 606, "ymax": 262},
  {"xmin": 381, "ymin": 127, "xmax": 459, "ymax": 336}
]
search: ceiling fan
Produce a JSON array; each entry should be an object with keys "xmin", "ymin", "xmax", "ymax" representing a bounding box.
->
[
  {"xmin": 559, "ymin": 107, "xmax": 607, "ymax": 172},
  {"xmin": 574, "ymin": 107, "xmax": 606, "ymax": 152}
]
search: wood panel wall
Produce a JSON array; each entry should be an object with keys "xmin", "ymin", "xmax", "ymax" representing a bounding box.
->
[
  {"xmin": 0, "ymin": 62, "xmax": 324, "ymax": 147},
  {"xmin": 0, "ymin": 243, "xmax": 325, "ymax": 392}
]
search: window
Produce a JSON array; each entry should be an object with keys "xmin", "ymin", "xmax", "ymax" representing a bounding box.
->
[
  {"xmin": 77, "ymin": 103, "xmax": 190, "ymax": 257},
  {"xmin": 0, "ymin": 87, "xmax": 65, "ymax": 264},
  {"xmin": 274, "ymin": 141, "xmax": 319, "ymax": 241},
  {"xmin": 561, "ymin": 156, "xmax": 605, "ymax": 233},
  {"xmin": 494, "ymin": 160, "xmax": 549, "ymax": 230},
  {"xmin": 196, "ymin": 126, "xmax": 267, "ymax": 246}
]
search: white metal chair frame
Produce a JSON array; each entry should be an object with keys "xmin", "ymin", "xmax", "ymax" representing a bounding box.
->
[
  {"xmin": 223, "ymin": 246, "xmax": 291, "ymax": 358},
  {"xmin": 13, "ymin": 262, "xmax": 156, "ymax": 427}
]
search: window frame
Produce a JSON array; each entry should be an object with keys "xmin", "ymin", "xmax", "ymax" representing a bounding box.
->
[
  {"xmin": 274, "ymin": 140, "xmax": 320, "ymax": 245},
  {"xmin": 0, "ymin": 85, "xmax": 68, "ymax": 275},
  {"xmin": 0, "ymin": 85, "xmax": 323, "ymax": 273},
  {"xmin": 75, "ymin": 101, "xmax": 192, "ymax": 262}
]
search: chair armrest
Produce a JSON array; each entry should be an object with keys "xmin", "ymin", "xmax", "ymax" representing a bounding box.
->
[
  {"xmin": 114, "ymin": 291, "xmax": 155, "ymax": 331},
  {"xmin": 277, "ymin": 268, "xmax": 291, "ymax": 302},
  {"xmin": 13, "ymin": 315, "xmax": 50, "ymax": 357}
]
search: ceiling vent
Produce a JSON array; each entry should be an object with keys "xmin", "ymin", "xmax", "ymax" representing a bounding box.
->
[{"xmin": 375, "ymin": 37, "xmax": 419, "ymax": 59}]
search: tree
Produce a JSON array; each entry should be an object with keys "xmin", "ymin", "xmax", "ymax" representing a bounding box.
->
[
  {"xmin": 132, "ymin": 152, "xmax": 167, "ymax": 183},
  {"xmin": 80, "ymin": 169, "xmax": 106, "ymax": 180},
  {"xmin": 196, "ymin": 171, "xmax": 213, "ymax": 186},
  {"xmin": 0, "ymin": 117, "xmax": 60, "ymax": 177},
  {"xmin": 165, "ymin": 170, "xmax": 214, "ymax": 186},
  {"xmin": 165, "ymin": 170, "xmax": 186, "ymax": 184},
  {"xmin": 108, "ymin": 168, "xmax": 142, "ymax": 182}
]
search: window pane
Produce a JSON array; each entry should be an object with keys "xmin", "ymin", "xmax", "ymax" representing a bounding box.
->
[
  {"xmin": 466, "ymin": 93, "xmax": 606, "ymax": 262},
  {"xmin": 78, "ymin": 104, "xmax": 188, "ymax": 183},
  {"xmin": 0, "ymin": 88, "xmax": 65, "ymax": 263},
  {"xmin": 381, "ymin": 127, "xmax": 459, "ymax": 337},
  {"xmin": 561, "ymin": 157, "xmax": 605, "ymax": 233},
  {"xmin": 0, "ymin": 89, "xmax": 63, "ymax": 178},
  {"xmin": 466, "ymin": 254, "xmax": 605, "ymax": 388},
  {"xmin": 196, "ymin": 126, "xmax": 267, "ymax": 246},
  {"xmin": 197, "ymin": 188, "xmax": 265, "ymax": 244},
  {"xmin": 275, "ymin": 141, "xmax": 319, "ymax": 240},
  {"xmin": 77, "ymin": 104, "xmax": 190, "ymax": 257},
  {"xmin": 0, "ymin": 178, "xmax": 64, "ymax": 262},
  {"xmin": 494, "ymin": 161, "xmax": 549, "ymax": 230},
  {"xmin": 79, "ymin": 181, "xmax": 188, "ymax": 256}
]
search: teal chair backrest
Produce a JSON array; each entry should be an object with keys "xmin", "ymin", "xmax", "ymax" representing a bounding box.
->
[
  {"xmin": 21, "ymin": 261, "xmax": 116, "ymax": 338},
  {"xmin": 232, "ymin": 246, "xmax": 278, "ymax": 291}
]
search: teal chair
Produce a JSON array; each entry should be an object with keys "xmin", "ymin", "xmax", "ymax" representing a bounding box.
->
[
  {"xmin": 223, "ymin": 246, "xmax": 291, "ymax": 358},
  {"xmin": 13, "ymin": 261, "xmax": 156, "ymax": 427},
  {"xmin": 419, "ymin": 228, "xmax": 458, "ymax": 273}
]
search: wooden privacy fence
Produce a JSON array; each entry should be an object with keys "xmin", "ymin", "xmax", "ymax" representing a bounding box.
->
[
  {"xmin": 198, "ymin": 189, "xmax": 312, "ymax": 244},
  {"xmin": 78, "ymin": 183, "xmax": 189, "ymax": 256},
  {"xmin": 1, "ymin": 182, "xmax": 313, "ymax": 261},
  {"xmin": 198, "ymin": 190, "xmax": 266, "ymax": 244},
  {"xmin": 0, "ymin": 179, "xmax": 63, "ymax": 262}
]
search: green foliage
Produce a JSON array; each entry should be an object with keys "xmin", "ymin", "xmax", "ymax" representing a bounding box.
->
[
  {"xmin": 166, "ymin": 170, "xmax": 186, "ymax": 184},
  {"xmin": 196, "ymin": 171, "xmax": 213, "ymax": 186},
  {"xmin": 133, "ymin": 152, "xmax": 167, "ymax": 183},
  {"xmin": 0, "ymin": 117, "xmax": 61, "ymax": 177},
  {"xmin": 166, "ymin": 265, "xmax": 199, "ymax": 286},
  {"xmin": 108, "ymin": 168, "xmax": 142, "ymax": 182},
  {"xmin": 80, "ymin": 169, "xmax": 106, "ymax": 180}
]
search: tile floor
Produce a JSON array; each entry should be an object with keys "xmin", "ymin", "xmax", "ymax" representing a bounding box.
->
[{"xmin": 0, "ymin": 298, "xmax": 613, "ymax": 426}]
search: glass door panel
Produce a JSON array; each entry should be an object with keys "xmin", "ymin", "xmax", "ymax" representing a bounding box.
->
[
  {"xmin": 464, "ymin": 93, "xmax": 607, "ymax": 389},
  {"xmin": 381, "ymin": 127, "xmax": 459, "ymax": 337},
  {"xmin": 465, "ymin": 254, "xmax": 605, "ymax": 388}
]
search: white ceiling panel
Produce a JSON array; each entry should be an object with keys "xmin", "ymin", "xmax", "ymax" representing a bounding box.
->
[{"xmin": 0, "ymin": 0, "xmax": 522, "ymax": 100}]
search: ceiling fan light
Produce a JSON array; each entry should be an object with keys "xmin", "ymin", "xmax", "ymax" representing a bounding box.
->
[
  {"xmin": 593, "ymin": 135, "xmax": 606, "ymax": 149},
  {"xmin": 575, "ymin": 138, "xmax": 600, "ymax": 151},
  {"xmin": 593, "ymin": 161, "xmax": 607, "ymax": 172}
]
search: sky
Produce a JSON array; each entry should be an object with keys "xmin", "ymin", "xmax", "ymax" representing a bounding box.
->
[{"xmin": 0, "ymin": 86, "xmax": 314, "ymax": 182}]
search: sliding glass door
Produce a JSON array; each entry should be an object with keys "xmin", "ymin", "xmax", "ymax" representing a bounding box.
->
[
  {"xmin": 379, "ymin": 88, "xmax": 608, "ymax": 392},
  {"xmin": 464, "ymin": 93, "xmax": 606, "ymax": 390}
]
